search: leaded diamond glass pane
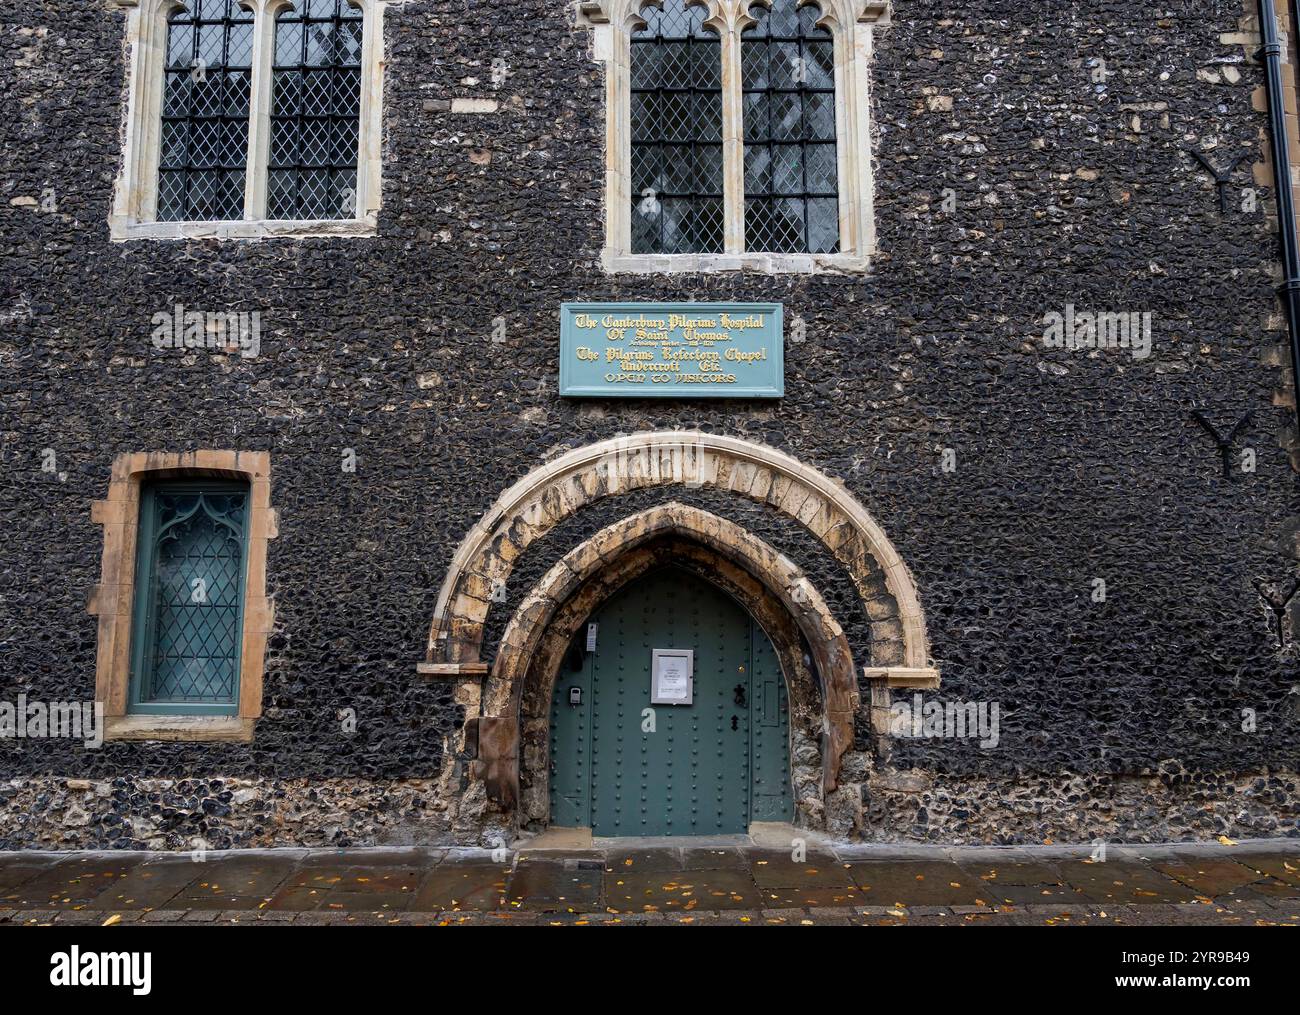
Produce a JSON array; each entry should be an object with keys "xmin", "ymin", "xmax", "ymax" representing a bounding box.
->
[
  {"xmin": 227, "ymin": 22, "xmax": 253, "ymax": 67},
  {"xmin": 630, "ymin": 0, "xmax": 723, "ymax": 254},
  {"xmin": 167, "ymin": 25, "xmax": 194, "ymax": 69},
  {"xmin": 277, "ymin": 21, "xmax": 304, "ymax": 65},
  {"xmin": 157, "ymin": 0, "xmax": 252, "ymax": 222},
  {"xmin": 163, "ymin": 74, "xmax": 190, "ymax": 118},
  {"xmin": 740, "ymin": 0, "xmax": 839, "ymax": 253},
  {"xmin": 198, "ymin": 24, "xmax": 225, "ymax": 67},
  {"xmin": 649, "ymin": 196, "xmax": 724, "ymax": 254},
  {"xmin": 158, "ymin": 170, "xmax": 187, "ymax": 211},
  {"xmin": 224, "ymin": 70, "xmax": 251, "ymax": 117},
  {"xmin": 804, "ymin": 90, "xmax": 836, "ymax": 140},
  {"xmin": 160, "ymin": 120, "xmax": 189, "ymax": 167},
  {"xmin": 337, "ymin": 67, "xmax": 362, "ymax": 116},
  {"xmin": 134, "ymin": 486, "xmax": 248, "ymax": 710},
  {"xmin": 339, "ymin": 18, "xmax": 363, "ymax": 61},
  {"xmin": 804, "ymin": 142, "xmax": 837, "ymax": 192},
  {"xmin": 269, "ymin": 0, "xmax": 363, "ymax": 220},
  {"xmin": 806, "ymin": 196, "xmax": 839, "ymax": 253}
]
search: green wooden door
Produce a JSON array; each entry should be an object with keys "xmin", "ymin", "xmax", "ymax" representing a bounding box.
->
[{"xmin": 549, "ymin": 567, "xmax": 794, "ymax": 836}]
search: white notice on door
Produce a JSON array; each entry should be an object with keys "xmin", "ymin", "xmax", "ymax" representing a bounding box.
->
[
  {"xmin": 651, "ymin": 649, "xmax": 694, "ymax": 706},
  {"xmin": 658, "ymin": 659, "xmax": 689, "ymax": 697}
]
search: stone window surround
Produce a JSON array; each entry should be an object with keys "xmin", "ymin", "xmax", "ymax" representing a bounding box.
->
[
  {"xmin": 87, "ymin": 451, "xmax": 277, "ymax": 742},
  {"xmin": 578, "ymin": 0, "xmax": 890, "ymax": 275},
  {"xmin": 108, "ymin": 0, "xmax": 389, "ymax": 242}
]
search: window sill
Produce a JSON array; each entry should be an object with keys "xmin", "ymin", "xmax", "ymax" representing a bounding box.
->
[
  {"xmin": 600, "ymin": 251, "xmax": 872, "ymax": 275},
  {"xmin": 104, "ymin": 715, "xmax": 254, "ymax": 743},
  {"xmin": 109, "ymin": 216, "xmax": 377, "ymax": 243}
]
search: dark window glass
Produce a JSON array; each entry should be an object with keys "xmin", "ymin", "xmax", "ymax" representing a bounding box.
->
[
  {"xmin": 630, "ymin": 0, "xmax": 724, "ymax": 254},
  {"xmin": 129, "ymin": 483, "xmax": 249, "ymax": 715},
  {"xmin": 741, "ymin": 0, "xmax": 839, "ymax": 253},
  {"xmin": 158, "ymin": 0, "xmax": 254, "ymax": 222},
  {"xmin": 268, "ymin": 0, "xmax": 364, "ymax": 220}
]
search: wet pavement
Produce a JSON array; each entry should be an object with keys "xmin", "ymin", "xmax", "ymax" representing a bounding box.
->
[{"xmin": 1, "ymin": 839, "xmax": 1297, "ymax": 926}]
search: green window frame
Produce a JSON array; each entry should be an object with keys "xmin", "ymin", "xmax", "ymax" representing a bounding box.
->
[{"xmin": 128, "ymin": 480, "xmax": 251, "ymax": 716}]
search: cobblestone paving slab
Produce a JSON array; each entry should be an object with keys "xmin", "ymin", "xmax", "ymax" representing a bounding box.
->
[
  {"xmin": 747, "ymin": 849, "xmax": 855, "ymax": 888},
  {"xmin": 409, "ymin": 861, "xmax": 513, "ymax": 912},
  {"xmin": 1051, "ymin": 859, "xmax": 1201, "ymax": 905},
  {"xmin": 844, "ymin": 860, "xmax": 994, "ymax": 907},
  {"xmin": 178, "ymin": 855, "xmax": 300, "ymax": 897},
  {"xmin": 602, "ymin": 848, "xmax": 686, "ymax": 874},
  {"xmin": 680, "ymin": 846, "xmax": 745, "ymax": 868},
  {"xmin": 952, "ymin": 859, "xmax": 1083, "ymax": 906},
  {"xmin": 606, "ymin": 867, "xmax": 764, "ymax": 913},
  {"xmin": 85, "ymin": 861, "xmax": 205, "ymax": 911},
  {"xmin": 753, "ymin": 884, "xmax": 867, "ymax": 908},
  {"xmin": 1233, "ymin": 879, "xmax": 1300, "ymax": 902},
  {"xmin": 1232, "ymin": 852, "xmax": 1300, "ymax": 886},
  {"xmin": 1148, "ymin": 857, "xmax": 1289, "ymax": 904},
  {"xmin": 4, "ymin": 856, "xmax": 143, "ymax": 909},
  {"xmin": 506, "ymin": 863, "xmax": 602, "ymax": 913},
  {"xmin": 0, "ymin": 860, "xmax": 64, "ymax": 903},
  {"xmin": 953, "ymin": 859, "xmax": 1066, "ymax": 885}
]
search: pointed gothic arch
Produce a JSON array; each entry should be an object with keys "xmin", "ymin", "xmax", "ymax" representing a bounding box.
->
[
  {"xmin": 482, "ymin": 503, "xmax": 857, "ymax": 828},
  {"xmin": 422, "ymin": 430, "xmax": 936, "ymax": 688}
]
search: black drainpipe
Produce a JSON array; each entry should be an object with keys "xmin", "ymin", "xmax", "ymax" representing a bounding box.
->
[{"xmin": 1259, "ymin": 0, "xmax": 1300, "ymax": 424}]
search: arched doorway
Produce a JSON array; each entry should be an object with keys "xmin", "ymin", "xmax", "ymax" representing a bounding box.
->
[
  {"xmin": 418, "ymin": 431, "xmax": 940, "ymax": 842},
  {"xmin": 548, "ymin": 566, "xmax": 793, "ymax": 836},
  {"xmin": 463, "ymin": 503, "xmax": 863, "ymax": 836}
]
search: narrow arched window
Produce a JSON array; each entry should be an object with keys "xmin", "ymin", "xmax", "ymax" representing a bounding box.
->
[
  {"xmin": 158, "ymin": 0, "xmax": 254, "ymax": 222},
  {"xmin": 741, "ymin": 0, "xmax": 838, "ymax": 254},
  {"xmin": 269, "ymin": 0, "xmax": 365, "ymax": 220},
  {"xmin": 129, "ymin": 482, "xmax": 250, "ymax": 714},
  {"xmin": 90, "ymin": 452, "xmax": 276, "ymax": 743},
  {"xmin": 630, "ymin": 0, "xmax": 724, "ymax": 255}
]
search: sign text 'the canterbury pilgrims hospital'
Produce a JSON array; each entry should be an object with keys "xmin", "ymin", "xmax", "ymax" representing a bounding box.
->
[{"xmin": 559, "ymin": 302, "xmax": 785, "ymax": 399}]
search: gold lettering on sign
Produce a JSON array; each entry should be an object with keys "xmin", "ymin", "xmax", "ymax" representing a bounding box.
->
[{"xmin": 569, "ymin": 308, "xmax": 773, "ymax": 389}]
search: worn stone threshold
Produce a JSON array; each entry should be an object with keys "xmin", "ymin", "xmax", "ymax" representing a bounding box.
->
[{"xmin": 516, "ymin": 821, "xmax": 816, "ymax": 852}]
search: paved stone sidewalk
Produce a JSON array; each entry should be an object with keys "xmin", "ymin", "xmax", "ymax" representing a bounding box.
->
[{"xmin": 1, "ymin": 838, "xmax": 1297, "ymax": 926}]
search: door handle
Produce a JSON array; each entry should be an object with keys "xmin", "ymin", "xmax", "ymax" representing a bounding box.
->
[{"xmin": 733, "ymin": 684, "xmax": 747, "ymax": 707}]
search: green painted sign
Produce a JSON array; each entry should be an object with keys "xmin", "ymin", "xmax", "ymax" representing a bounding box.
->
[{"xmin": 559, "ymin": 302, "xmax": 784, "ymax": 398}]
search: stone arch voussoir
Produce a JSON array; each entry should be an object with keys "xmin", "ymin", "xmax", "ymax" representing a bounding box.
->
[{"xmin": 424, "ymin": 431, "xmax": 937, "ymax": 691}]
